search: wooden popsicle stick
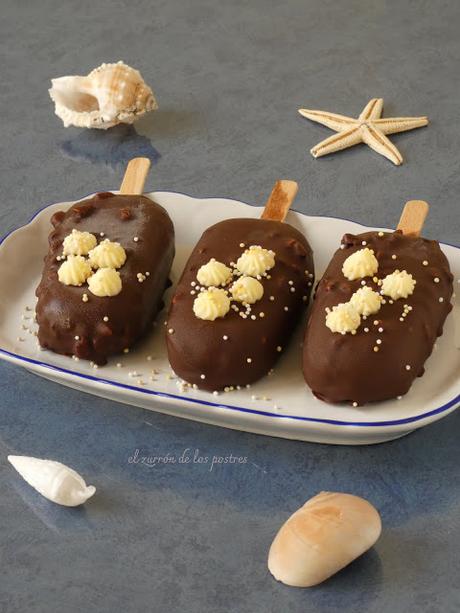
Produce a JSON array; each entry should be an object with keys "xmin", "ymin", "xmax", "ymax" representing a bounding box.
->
[
  {"xmin": 396, "ymin": 200, "xmax": 429, "ymax": 236},
  {"xmin": 261, "ymin": 180, "xmax": 299, "ymax": 222},
  {"xmin": 119, "ymin": 158, "xmax": 151, "ymax": 195}
]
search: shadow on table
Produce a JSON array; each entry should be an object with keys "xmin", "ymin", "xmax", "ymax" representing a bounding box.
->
[
  {"xmin": 8, "ymin": 478, "xmax": 93, "ymax": 534},
  {"xmin": 97, "ymin": 403, "xmax": 460, "ymax": 525},
  {"xmin": 59, "ymin": 124, "xmax": 161, "ymax": 169},
  {"xmin": 135, "ymin": 108, "xmax": 205, "ymax": 138},
  {"xmin": 2, "ymin": 364, "xmax": 456, "ymax": 611},
  {"xmin": 2, "ymin": 369, "xmax": 459, "ymax": 527},
  {"xmin": 2, "ymin": 357, "xmax": 459, "ymax": 515},
  {"xmin": 58, "ymin": 108, "xmax": 205, "ymax": 169},
  {"xmin": 285, "ymin": 548, "xmax": 384, "ymax": 610}
]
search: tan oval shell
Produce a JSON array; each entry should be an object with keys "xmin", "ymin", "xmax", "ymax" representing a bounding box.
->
[
  {"xmin": 268, "ymin": 491, "xmax": 382, "ymax": 587},
  {"xmin": 49, "ymin": 61, "xmax": 157, "ymax": 129}
]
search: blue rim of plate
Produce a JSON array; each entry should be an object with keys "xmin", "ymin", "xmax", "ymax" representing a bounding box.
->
[{"xmin": 0, "ymin": 193, "xmax": 458, "ymax": 430}]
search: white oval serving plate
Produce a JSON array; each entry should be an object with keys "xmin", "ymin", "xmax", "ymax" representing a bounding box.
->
[{"xmin": 0, "ymin": 192, "xmax": 458, "ymax": 445}]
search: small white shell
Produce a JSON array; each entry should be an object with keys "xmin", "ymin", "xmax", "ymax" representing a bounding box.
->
[
  {"xmin": 8, "ymin": 455, "xmax": 96, "ymax": 507},
  {"xmin": 49, "ymin": 61, "xmax": 157, "ymax": 129}
]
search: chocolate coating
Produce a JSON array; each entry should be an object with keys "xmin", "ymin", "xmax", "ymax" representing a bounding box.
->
[
  {"xmin": 36, "ymin": 192, "xmax": 175, "ymax": 365},
  {"xmin": 303, "ymin": 230, "xmax": 454, "ymax": 405},
  {"xmin": 166, "ymin": 218, "xmax": 314, "ymax": 391}
]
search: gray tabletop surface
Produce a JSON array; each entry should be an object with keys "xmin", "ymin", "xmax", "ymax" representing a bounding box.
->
[{"xmin": 0, "ymin": 1, "xmax": 459, "ymax": 612}]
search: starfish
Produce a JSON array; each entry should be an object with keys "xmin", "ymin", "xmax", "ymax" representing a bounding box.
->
[{"xmin": 298, "ymin": 98, "xmax": 428, "ymax": 165}]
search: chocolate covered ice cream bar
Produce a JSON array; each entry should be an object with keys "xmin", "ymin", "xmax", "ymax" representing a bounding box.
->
[
  {"xmin": 166, "ymin": 181, "xmax": 314, "ymax": 391},
  {"xmin": 303, "ymin": 201, "xmax": 454, "ymax": 405},
  {"xmin": 36, "ymin": 159, "xmax": 175, "ymax": 365}
]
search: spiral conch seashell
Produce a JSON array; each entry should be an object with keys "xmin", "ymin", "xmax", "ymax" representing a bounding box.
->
[
  {"xmin": 49, "ymin": 61, "xmax": 158, "ymax": 129},
  {"xmin": 8, "ymin": 455, "xmax": 96, "ymax": 507}
]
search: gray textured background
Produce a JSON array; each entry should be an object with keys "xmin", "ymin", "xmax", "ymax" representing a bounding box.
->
[{"xmin": 0, "ymin": 1, "xmax": 459, "ymax": 612}]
